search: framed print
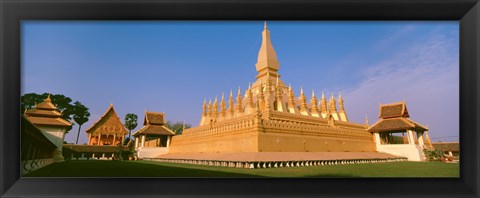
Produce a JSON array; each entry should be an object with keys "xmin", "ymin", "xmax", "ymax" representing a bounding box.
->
[{"xmin": 1, "ymin": 0, "xmax": 479, "ymax": 197}]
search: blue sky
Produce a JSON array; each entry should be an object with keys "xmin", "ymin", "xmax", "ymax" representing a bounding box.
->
[{"xmin": 21, "ymin": 21, "xmax": 459, "ymax": 144}]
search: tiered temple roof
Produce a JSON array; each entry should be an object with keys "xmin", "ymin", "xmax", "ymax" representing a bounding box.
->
[
  {"xmin": 133, "ymin": 111, "xmax": 175, "ymax": 136},
  {"xmin": 368, "ymin": 102, "xmax": 428, "ymax": 133},
  {"xmin": 24, "ymin": 95, "xmax": 72, "ymax": 127}
]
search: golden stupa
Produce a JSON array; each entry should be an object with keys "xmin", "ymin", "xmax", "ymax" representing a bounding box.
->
[{"xmin": 168, "ymin": 22, "xmax": 374, "ymax": 154}]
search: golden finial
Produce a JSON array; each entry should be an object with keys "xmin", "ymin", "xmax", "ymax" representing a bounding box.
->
[
  {"xmin": 204, "ymin": 98, "xmax": 207, "ymax": 104},
  {"xmin": 264, "ymin": 21, "xmax": 268, "ymax": 30},
  {"xmin": 365, "ymin": 114, "xmax": 369, "ymax": 126},
  {"xmin": 248, "ymin": 82, "xmax": 251, "ymax": 89},
  {"xmin": 300, "ymin": 86, "xmax": 304, "ymax": 95},
  {"xmin": 322, "ymin": 91, "xmax": 325, "ymax": 99},
  {"xmin": 237, "ymin": 87, "xmax": 241, "ymax": 96},
  {"xmin": 312, "ymin": 90, "xmax": 315, "ymax": 97},
  {"xmin": 221, "ymin": 92, "xmax": 224, "ymax": 100},
  {"xmin": 230, "ymin": 89, "xmax": 233, "ymax": 97},
  {"xmin": 46, "ymin": 93, "xmax": 51, "ymax": 101}
]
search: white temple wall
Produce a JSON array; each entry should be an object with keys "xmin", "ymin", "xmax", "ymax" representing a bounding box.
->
[
  {"xmin": 37, "ymin": 126, "xmax": 67, "ymax": 162},
  {"xmin": 375, "ymin": 144, "xmax": 426, "ymax": 161}
]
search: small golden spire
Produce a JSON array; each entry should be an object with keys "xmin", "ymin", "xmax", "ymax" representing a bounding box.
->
[
  {"xmin": 365, "ymin": 114, "xmax": 369, "ymax": 126},
  {"xmin": 264, "ymin": 21, "xmax": 268, "ymax": 30},
  {"xmin": 237, "ymin": 87, "xmax": 241, "ymax": 97},
  {"xmin": 46, "ymin": 93, "xmax": 51, "ymax": 102}
]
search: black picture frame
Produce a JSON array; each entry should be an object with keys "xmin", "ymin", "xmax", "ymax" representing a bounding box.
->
[{"xmin": 1, "ymin": 0, "xmax": 478, "ymax": 197}]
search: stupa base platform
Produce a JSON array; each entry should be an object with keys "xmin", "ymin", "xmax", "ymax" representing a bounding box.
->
[{"xmin": 143, "ymin": 152, "xmax": 408, "ymax": 169}]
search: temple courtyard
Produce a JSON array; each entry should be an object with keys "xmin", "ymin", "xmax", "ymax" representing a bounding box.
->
[{"xmin": 25, "ymin": 160, "xmax": 459, "ymax": 177}]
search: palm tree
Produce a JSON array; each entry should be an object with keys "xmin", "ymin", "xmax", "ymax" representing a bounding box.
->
[
  {"xmin": 73, "ymin": 101, "xmax": 90, "ymax": 144},
  {"xmin": 124, "ymin": 113, "xmax": 138, "ymax": 144}
]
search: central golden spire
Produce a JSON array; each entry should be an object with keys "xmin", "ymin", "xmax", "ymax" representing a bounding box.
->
[{"xmin": 255, "ymin": 21, "xmax": 280, "ymax": 79}]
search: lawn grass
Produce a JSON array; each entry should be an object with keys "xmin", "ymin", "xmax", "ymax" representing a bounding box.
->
[{"xmin": 24, "ymin": 160, "xmax": 459, "ymax": 177}]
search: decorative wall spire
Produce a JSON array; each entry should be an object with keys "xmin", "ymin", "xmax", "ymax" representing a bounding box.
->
[
  {"xmin": 248, "ymin": 86, "xmax": 254, "ymax": 109},
  {"xmin": 321, "ymin": 91, "xmax": 328, "ymax": 114},
  {"xmin": 337, "ymin": 93, "xmax": 348, "ymax": 122},
  {"xmin": 258, "ymin": 82, "xmax": 266, "ymax": 111},
  {"xmin": 255, "ymin": 21, "xmax": 280, "ymax": 79},
  {"xmin": 338, "ymin": 93, "xmax": 345, "ymax": 112},
  {"xmin": 287, "ymin": 84, "xmax": 298, "ymax": 114},
  {"xmin": 207, "ymin": 98, "xmax": 213, "ymax": 118},
  {"xmin": 202, "ymin": 98, "xmax": 207, "ymax": 117},
  {"xmin": 228, "ymin": 89, "xmax": 235, "ymax": 117},
  {"xmin": 310, "ymin": 90, "xmax": 320, "ymax": 117},
  {"xmin": 213, "ymin": 96, "xmax": 219, "ymax": 119},
  {"xmin": 299, "ymin": 86, "xmax": 310, "ymax": 116},
  {"xmin": 236, "ymin": 87, "xmax": 243, "ymax": 114},
  {"xmin": 329, "ymin": 93, "xmax": 337, "ymax": 112},
  {"xmin": 220, "ymin": 93, "xmax": 227, "ymax": 118},
  {"xmin": 274, "ymin": 76, "xmax": 285, "ymax": 112}
]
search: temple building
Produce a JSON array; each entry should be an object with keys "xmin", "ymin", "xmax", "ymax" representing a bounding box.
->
[
  {"xmin": 24, "ymin": 94, "xmax": 72, "ymax": 162},
  {"xmin": 133, "ymin": 111, "xmax": 175, "ymax": 158},
  {"xmin": 168, "ymin": 22, "xmax": 375, "ymax": 155},
  {"xmin": 367, "ymin": 102, "xmax": 433, "ymax": 161},
  {"xmin": 86, "ymin": 104, "xmax": 128, "ymax": 146}
]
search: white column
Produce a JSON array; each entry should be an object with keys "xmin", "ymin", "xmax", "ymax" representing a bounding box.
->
[
  {"xmin": 135, "ymin": 137, "xmax": 139, "ymax": 148},
  {"xmin": 374, "ymin": 133, "xmax": 381, "ymax": 146},
  {"xmin": 407, "ymin": 130, "xmax": 415, "ymax": 144},
  {"xmin": 417, "ymin": 131, "xmax": 425, "ymax": 148},
  {"xmin": 166, "ymin": 136, "xmax": 171, "ymax": 147},
  {"xmin": 113, "ymin": 133, "xmax": 117, "ymax": 146},
  {"xmin": 141, "ymin": 135, "xmax": 146, "ymax": 147}
]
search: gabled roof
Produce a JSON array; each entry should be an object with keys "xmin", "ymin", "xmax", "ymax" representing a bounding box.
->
[
  {"xmin": 85, "ymin": 104, "xmax": 128, "ymax": 134},
  {"xmin": 378, "ymin": 101, "xmax": 409, "ymax": 118},
  {"xmin": 144, "ymin": 111, "xmax": 165, "ymax": 125},
  {"xmin": 132, "ymin": 125, "xmax": 175, "ymax": 136},
  {"xmin": 368, "ymin": 102, "xmax": 427, "ymax": 133},
  {"xmin": 133, "ymin": 111, "xmax": 174, "ymax": 136}
]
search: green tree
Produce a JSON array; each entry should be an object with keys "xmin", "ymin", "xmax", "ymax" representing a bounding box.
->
[
  {"xmin": 73, "ymin": 101, "xmax": 90, "ymax": 144},
  {"xmin": 165, "ymin": 121, "xmax": 191, "ymax": 135},
  {"xmin": 21, "ymin": 93, "xmax": 80, "ymax": 132},
  {"xmin": 124, "ymin": 113, "xmax": 138, "ymax": 143}
]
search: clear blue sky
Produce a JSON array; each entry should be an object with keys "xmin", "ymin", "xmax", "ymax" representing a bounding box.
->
[{"xmin": 21, "ymin": 21, "xmax": 459, "ymax": 144}]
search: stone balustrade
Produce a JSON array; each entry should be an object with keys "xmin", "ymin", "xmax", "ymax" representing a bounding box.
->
[{"xmin": 142, "ymin": 157, "xmax": 407, "ymax": 169}]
